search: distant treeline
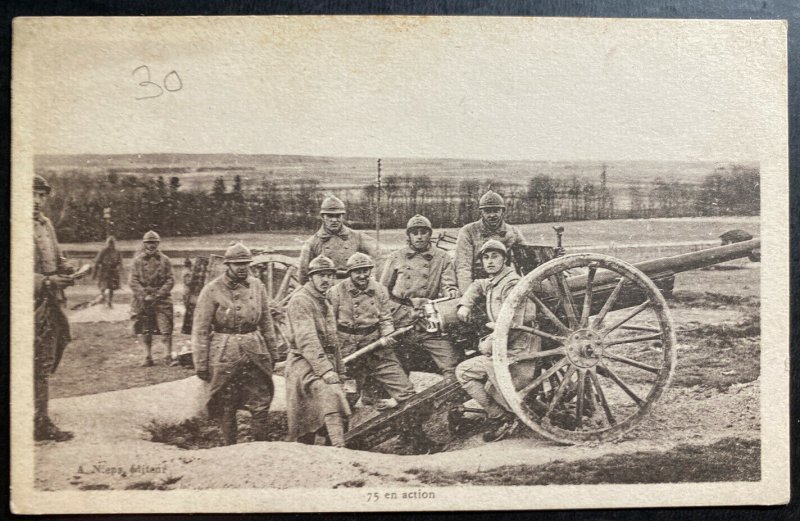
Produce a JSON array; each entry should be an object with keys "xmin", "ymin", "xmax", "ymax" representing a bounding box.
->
[{"xmin": 37, "ymin": 166, "xmax": 759, "ymax": 243}]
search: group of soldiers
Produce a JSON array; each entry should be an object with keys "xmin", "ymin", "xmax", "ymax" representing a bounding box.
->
[{"xmin": 33, "ymin": 170, "xmax": 540, "ymax": 447}]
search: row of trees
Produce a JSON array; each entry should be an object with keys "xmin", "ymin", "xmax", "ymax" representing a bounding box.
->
[{"xmin": 38, "ymin": 165, "xmax": 759, "ymax": 243}]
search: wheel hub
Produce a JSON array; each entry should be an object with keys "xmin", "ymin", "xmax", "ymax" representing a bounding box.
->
[{"xmin": 565, "ymin": 329, "xmax": 604, "ymax": 368}]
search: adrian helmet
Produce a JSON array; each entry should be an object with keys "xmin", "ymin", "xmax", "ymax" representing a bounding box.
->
[
  {"xmin": 142, "ymin": 230, "xmax": 161, "ymax": 242},
  {"xmin": 307, "ymin": 255, "xmax": 337, "ymax": 276},
  {"xmin": 345, "ymin": 252, "xmax": 374, "ymax": 272},
  {"xmin": 478, "ymin": 190, "xmax": 505, "ymax": 209},
  {"xmin": 223, "ymin": 242, "xmax": 253, "ymax": 264},
  {"xmin": 33, "ymin": 175, "xmax": 52, "ymax": 194},
  {"xmin": 406, "ymin": 214, "xmax": 432, "ymax": 232},
  {"xmin": 319, "ymin": 195, "xmax": 346, "ymax": 215},
  {"xmin": 478, "ymin": 239, "xmax": 507, "ymax": 258}
]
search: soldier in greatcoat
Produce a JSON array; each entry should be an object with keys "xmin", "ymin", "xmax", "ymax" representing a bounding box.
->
[
  {"xmin": 297, "ymin": 195, "xmax": 377, "ymax": 285},
  {"xmin": 33, "ymin": 174, "xmax": 75, "ymax": 442},
  {"xmin": 455, "ymin": 239, "xmax": 539, "ymax": 442},
  {"xmin": 285, "ymin": 255, "xmax": 350, "ymax": 447},
  {"xmin": 192, "ymin": 243, "xmax": 278, "ymax": 445},
  {"xmin": 329, "ymin": 252, "xmax": 416, "ymax": 410},
  {"xmin": 379, "ymin": 214, "xmax": 462, "ymax": 381},
  {"xmin": 454, "ymin": 190, "xmax": 527, "ymax": 292},
  {"xmin": 92, "ymin": 235, "xmax": 123, "ymax": 308},
  {"xmin": 129, "ymin": 230, "xmax": 176, "ymax": 366}
]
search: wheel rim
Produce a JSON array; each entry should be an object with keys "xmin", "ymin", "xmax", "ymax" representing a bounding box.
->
[
  {"xmin": 251, "ymin": 254, "xmax": 300, "ymax": 362},
  {"xmin": 492, "ymin": 253, "xmax": 677, "ymax": 444}
]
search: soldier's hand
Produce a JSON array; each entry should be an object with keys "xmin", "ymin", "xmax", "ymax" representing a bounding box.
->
[
  {"xmin": 47, "ymin": 274, "xmax": 74, "ymax": 289},
  {"xmin": 457, "ymin": 306, "xmax": 471, "ymax": 323},
  {"xmin": 322, "ymin": 371, "xmax": 340, "ymax": 385},
  {"xmin": 196, "ymin": 369, "xmax": 210, "ymax": 382}
]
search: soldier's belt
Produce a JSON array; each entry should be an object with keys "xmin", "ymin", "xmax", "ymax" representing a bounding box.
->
[
  {"xmin": 337, "ymin": 323, "xmax": 379, "ymax": 336},
  {"xmin": 213, "ymin": 325, "xmax": 258, "ymax": 334}
]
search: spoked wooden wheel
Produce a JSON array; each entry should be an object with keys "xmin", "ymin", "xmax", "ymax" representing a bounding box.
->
[
  {"xmin": 492, "ymin": 253, "xmax": 677, "ymax": 444},
  {"xmin": 251, "ymin": 254, "xmax": 301, "ymax": 362}
]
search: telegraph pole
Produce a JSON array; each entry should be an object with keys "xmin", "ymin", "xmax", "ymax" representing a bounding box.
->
[{"xmin": 376, "ymin": 158, "xmax": 381, "ymax": 253}]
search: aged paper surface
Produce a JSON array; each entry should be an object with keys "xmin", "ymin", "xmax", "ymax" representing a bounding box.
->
[{"xmin": 11, "ymin": 16, "xmax": 789, "ymax": 513}]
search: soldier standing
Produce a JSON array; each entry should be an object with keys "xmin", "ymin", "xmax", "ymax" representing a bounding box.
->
[
  {"xmin": 192, "ymin": 243, "xmax": 278, "ymax": 445},
  {"xmin": 92, "ymin": 235, "xmax": 123, "ymax": 308},
  {"xmin": 329, "ymin": 252, "xmax": 416, "ymax": 410},
  {"xmin": 454, "ymin": 190, "xmax": 527, "ymax": 292},
  {"xmin": 129, "ymin": 230, "xmax": 177, "ymax": 367},
  {"xmin": 33, "ymin": 174, "xmax": 74, "ymax": 442},
  {"xmin": 297, "ymin": 195, "xmax": 377, "ymax": 285},
  {"xmin": 285, "ymin": 255, "xmax": 350, "ymax": 447},
  {"xmin": 454, "ymin": 239, "xmax": 539, "ymax": 442},
  {"xmin": 379, "ymin": 214, "xmax": 461, "ymax": 381}
]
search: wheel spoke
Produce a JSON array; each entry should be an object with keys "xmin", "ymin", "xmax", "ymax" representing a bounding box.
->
[
  {"xmin": 592, "ymin": 277, "xmax": 625, "ymax": 328},
  {"xmin": 511, "ymin": 324, "xmax": 567, "ymax": 344},
  {"xmin": 528, "ymin": 293, "xmax": 570, "ymax": 335},
  {"xmin": 546, "ymin": 365, "xmax": 576, "ymax": 417},
  {"xmin": 266, "ymin": 262, "xmax": 274, "ymax": 300},
  {"xmin": 512, "ymin": 347, "xmax": 566, "ymax": 363},
  {"xmin": 602, "ymin": 300, "xmax": 650, "ymax": 335},
  {"xmin": 517, "ymin": 357, "xmax": 569, "ymax": 399},
  {"xmin": 580, "ymin": 265, "xmax": 597, "ymax": 327},
  {"xmin": 575, "ymin": 369, "xmax": 586, "ymax": 429},
  {"xmin": 553, "ymin": 275, "xmax": 579, "ymax": 329},
  {"xmin": 276, "ymin": 265, "xmax": 296, "ymax": 300},
  {"xmin": 603, "ymin": 352, "xmax": 660, "ymax": 374},
  {"xmin": 589, "ymin": 369, "xmax": 616, "ymax": 425},
  {"xmin": 605, "ymin": 333, "xmax": 662, "ymax": 346},
  {"xmin": 619, "ymin": 324, "xmax": 661, "ymax": 333},
  {"xmin": 599, "ymin": 363, "xmax": 646, "ymax": 407}
]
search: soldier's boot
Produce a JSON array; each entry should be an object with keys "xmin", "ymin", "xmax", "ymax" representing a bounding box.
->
[
  {"xmin": 158, "ymin": 335, "xmax": 178, "ymax": 366},
  {"xmin": 137, "ymin": 334, "xmax": 154, "ymax": 367},
  {"xmin": 323, "ymin": 413, "xmax": 346, "ymax": 448},
  {"xmin": 107, "ymin": 289, "xmax": 114, "ymax": 309},
  {"xmin": 220, "ymin": 407, "xmax": 238, "ymax": 445}
]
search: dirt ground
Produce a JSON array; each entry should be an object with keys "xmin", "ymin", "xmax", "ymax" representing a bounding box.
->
[{"xmin": 35, "ymin": 258, "xmax": 760, "ymax": 490}]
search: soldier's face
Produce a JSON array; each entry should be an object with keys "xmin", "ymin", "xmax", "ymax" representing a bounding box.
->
[
  {"xmin": 407, "ymin": 227, "xmax": 432, "ymax": 251},
  {"xmin": 144, "ymin": 241, "xmax": 159, "ymax": 253},
  {"xmin": 33, "ymin": 190, "xmax": 48, "ymax": 219},
  {"xmin": 311, "ymin": 271, "xmax": 335, "ymax": 293},
  {"xmin": 481, "ymin": 251, "xmax": 505, "ymax": 275},
  {"xmin": 322, "ymin": 213, "xmax": 343, "ymax": 233},
  {"xmin": 350, "ymin": 267, "xmax": 371, "ymax": 289},
  {"xmin": 227, "ymin": 262, "xmax": 250, "ymax": 281},
  {"xmin": 480, "ymin": 207, "xmax": 504, "ymax": 228}
]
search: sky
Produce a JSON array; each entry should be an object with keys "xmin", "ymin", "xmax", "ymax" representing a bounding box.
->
[{"xmin": 13, "ymin": 16, "xmax": 787, "ymax": 162}]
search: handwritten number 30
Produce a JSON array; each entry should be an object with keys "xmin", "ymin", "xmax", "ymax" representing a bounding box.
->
[{"xmin": 133, "ymin": 65, "xmax": 183, "ymax": 100}]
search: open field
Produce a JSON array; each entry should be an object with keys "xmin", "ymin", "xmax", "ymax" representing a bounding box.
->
[{"xmin": 36, "ymin": 236, "xmax": 761, "ymax": 489}]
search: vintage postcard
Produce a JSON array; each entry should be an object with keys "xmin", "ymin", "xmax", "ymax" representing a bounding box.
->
[{"xmin": 10, "ymin": 16, "xmax": 789, "ymax": 513}]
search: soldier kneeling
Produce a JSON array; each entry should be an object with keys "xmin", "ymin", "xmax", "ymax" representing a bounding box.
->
[
  {"xmin": 455, "ymin": 239, "xmax": 539, "ymax": 442},
  {"xmin": 192, "ymin": 243, "xmax": 278, "ymax": 445}
]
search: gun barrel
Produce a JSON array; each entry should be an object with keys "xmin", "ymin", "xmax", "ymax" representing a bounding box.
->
[{"xmin": 342, "ymin": 325, "xmax": 414, "ymax": 364}]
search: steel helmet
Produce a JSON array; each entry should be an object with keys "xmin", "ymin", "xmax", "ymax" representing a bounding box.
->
[
  {"xmin": 346, "ymin": 252, "xmax": 374, "ymax": 272},
  {"xmin": 307, "ymin": 255, "xmax": 337, "ymax": 276},
  {"xmin": 320, "ymin": 195, "xmax": 346, "ymax": 215},
  {"xmin": 223, "ymin": 242, "xmax": 253, "ymax": 264},
  {"xmin": 478, "ymin": 190, "xmax": 505, "ymax": 209},
  {"xmin": 406, "ymin": 214, "xmax": 432, "ymax": 232},
  {"xmin": 478, "ymin": 239, "xmax": 507, "ymax": 258},
  {"xmin": 33, "ymin": 175, "xmax": 52, "ymax": 194},
  {"xmin": 142, "ymin": 230, "xmax": 161, "ymax": 242}
]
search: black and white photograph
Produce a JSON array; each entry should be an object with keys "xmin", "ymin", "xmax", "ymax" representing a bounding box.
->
[{"xmin": 10, "ymin": 16, "xmax": 789, "ymax": 513}]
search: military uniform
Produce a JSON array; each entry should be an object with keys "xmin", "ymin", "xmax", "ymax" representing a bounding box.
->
[
  {"xmin": 328, "ymin": 277, "xmax": 416, "ymax": 404},
  {"xmin": 129, "ymin": 249, "xmax": 175, "ymax": 335},
  {"xmin": 379, "ymin": 243, "xmax": 461, "ymax": 379},
  {"xmin": 34, "ymin": 211, "xmax": 73, "ymax": 440},
  {"xmin": 192, "ymin": 269, "xmax": 277, "ymax": 444},
  {"xmin": 455, "ymin": 264, "xmax": 538, "ymax": 418},
  {"xmin": 297, "ymin": 225, "xmax": 377, "ymax": 284},
  {"xmin": 454, "ymin": 220, "xmax": 526, "ymax": 292},
  {"xmin": 285, "ymin": 281, "xmax": 350, "ymax": 443}
]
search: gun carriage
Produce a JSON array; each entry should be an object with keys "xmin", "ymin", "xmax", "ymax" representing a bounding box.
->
[{"xmin": 184, "ymin": 231, "xmax": 759, "ymax": 449}]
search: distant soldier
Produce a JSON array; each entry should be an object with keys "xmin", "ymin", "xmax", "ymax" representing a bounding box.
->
[
  {"xmin": 129, "ymin": 230, "xmax": 176, "ymax": 367},
  {"xmin": 297, "ymin": 195, "xmax": 377, "ymax": 285},
  {"xmin": 379, "ymin": 214, "xmax": 461, "ymax": 381},
  {"xmin": 285, "ymin": 255, "xmax": 350, "ymax": 447},
  {"xmin": 92, "ymin": 236, "xmax": 123, "ymax": 308},
  {"xmin": 329, "ymin": 252, "xmax": 416, "ymax": 410},
  {"xmin": 454, "ymin": 240, "xmax": 538, "ymax": 442},
  {"xmin": 33, "ymin": 174, "xmax": 75, "ymax": 442},
  {"xmin": 454, "ymin": 190, "xmax": 526, "ymax": 292},
  {"xmin": 192, "ymin": 243, "xmax": 278, "ymax": 445}
]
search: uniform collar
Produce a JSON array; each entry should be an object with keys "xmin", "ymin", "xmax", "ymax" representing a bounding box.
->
[
  {"xmin": 224, "ymin": 272, "xmax": 250, "ymax": 289},
  {"xmin": 487, "ymin": 266, "xmax": 515, "ymax": 287},
  {"xmin": 345, "ymin": 278, "xmax": 375, "ymax": 297},
  {"xmin": 304, "ymin": 281, "xmax": 328, "ymax": 301},
  {"xmin": 479, "ymin": 219, "xmax": 508, "ymax": 237},
  {"xmin": 143, "ymin": 249, "xmax": 160, "ymax": 259},
  {"xmin": 317, "ymin": 225, "xmax": 350, "ymax": 241},
  {"xmin": 405, "ymin": 244, "xmax": 434, "ymax": 260}
]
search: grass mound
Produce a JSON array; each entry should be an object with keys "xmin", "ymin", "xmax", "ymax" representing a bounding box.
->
[
  {"xmin": 145, "ymin": 411, "xmax": 288, "ymax": 449},
  {"xmin": 405, "ymin": 437, "xmax": 759, "ymax": 486}
]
